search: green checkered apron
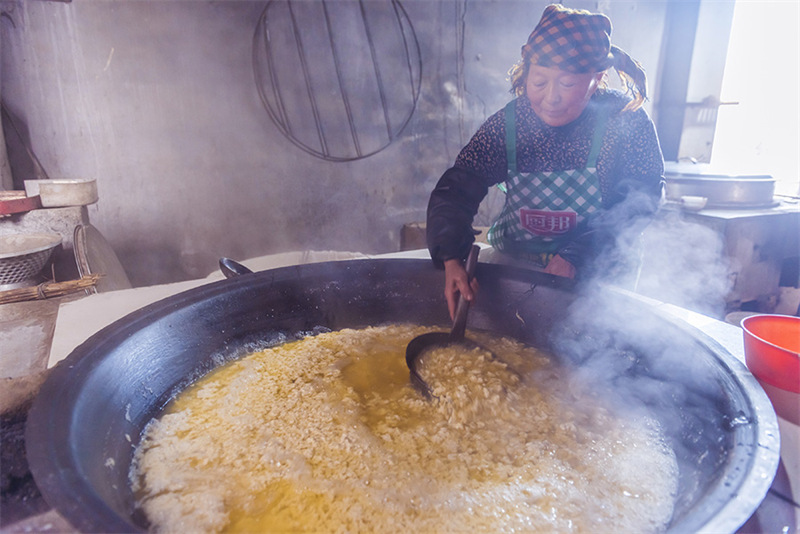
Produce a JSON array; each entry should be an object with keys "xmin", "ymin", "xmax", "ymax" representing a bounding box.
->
[{"xmin": 487, "ymin": 100, "xmax": 609, "ymax": 267}]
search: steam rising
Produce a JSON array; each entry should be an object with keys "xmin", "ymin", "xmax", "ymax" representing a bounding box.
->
[
  {"xmin": 586, "ymin": 195, "xmax": 733, "ymax": 318},
  {"xmin": 635, "ymin": 211, "xmax": 732, "ymax": 318},
  {"xmin": 539, "ymin": 196, "xmax": 736, "ymax": 418},
  {"xmin": 531, "ymin": 199, "xmax": 744, "ymax": 522}
]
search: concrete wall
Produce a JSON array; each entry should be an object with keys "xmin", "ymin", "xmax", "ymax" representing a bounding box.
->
[{"xmin": 1, "ymin": 0, "xmax": 668, "ymax": 286}]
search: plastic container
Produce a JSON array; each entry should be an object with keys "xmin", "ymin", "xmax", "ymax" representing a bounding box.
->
[
  {"xmin": 24, "ymin": 179, "xmax": 98, "ymax": 207},
  {"xmin": 742, "ymin": 314, "xmax": 800, "ymax": 424}
]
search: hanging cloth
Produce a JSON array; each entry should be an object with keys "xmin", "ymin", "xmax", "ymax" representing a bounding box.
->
[{"xmin": 487, "ymin": 99, "xmax": 609, "ymax": 266}]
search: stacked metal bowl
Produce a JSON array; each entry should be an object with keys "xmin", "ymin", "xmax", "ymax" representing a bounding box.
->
[{"xmin": 0, "ymin": 233, "xmax": 62, "ymax": 290}]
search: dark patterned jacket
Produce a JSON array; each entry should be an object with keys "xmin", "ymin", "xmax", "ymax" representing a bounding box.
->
[{"xmin": 427, "ymin": 89, "xmax": 664, "ymax": 273}]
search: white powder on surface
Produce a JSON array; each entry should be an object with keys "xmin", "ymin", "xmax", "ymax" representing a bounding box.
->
[{"xmin": 131, "ymin": 324, "xmax": 678, "ymax": 533}]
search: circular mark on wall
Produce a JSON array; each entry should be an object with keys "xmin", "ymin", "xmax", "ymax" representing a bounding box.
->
[{"xmin": 253, "ymin": 0, "xmax": 422, "ymax": 162}]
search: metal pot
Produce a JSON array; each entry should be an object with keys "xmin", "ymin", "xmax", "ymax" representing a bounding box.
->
[
  {"xmin": 664, "ymin": 164, "xmax": 777, "ymax": 209},
  {"xmin": 25, "ymin": 259, "xmax": 779, "ymax": 532}
]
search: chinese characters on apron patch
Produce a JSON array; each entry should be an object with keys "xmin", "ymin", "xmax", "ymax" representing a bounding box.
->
[{"xmin": 487, "ymin": 100, "xmax": 609, "ymax": 267}]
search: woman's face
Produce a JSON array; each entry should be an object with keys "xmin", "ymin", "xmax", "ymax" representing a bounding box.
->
[{"xmin": 525, "ymin": 65, "xmax": 603, "ymax": 127}]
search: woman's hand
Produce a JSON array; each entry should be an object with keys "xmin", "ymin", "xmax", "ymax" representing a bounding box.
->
[
  {"xmin": 443, "ymin": 258, "xmax": 479, "ymax": 321},
  {"xmin": 544, "ymin": 254, "xmax": 576, "ymax": 279}
]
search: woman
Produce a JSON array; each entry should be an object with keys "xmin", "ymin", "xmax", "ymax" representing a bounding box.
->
[{"xmin": 427, "ymin": 4, "xmax": 664, "ymax": 319}]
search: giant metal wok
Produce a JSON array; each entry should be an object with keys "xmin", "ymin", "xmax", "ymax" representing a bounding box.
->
[{"xmin": 26, "ymin": 259, "xmax": 779, "ymax": 532}]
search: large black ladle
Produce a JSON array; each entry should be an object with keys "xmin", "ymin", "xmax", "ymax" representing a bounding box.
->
[
  {"xmin": 222, "ymin": 252, "xmax": 495, "ymax": 399},
  {"xmin": 405, "ymin": 244, "xmax": 484, "ymax": 398}
]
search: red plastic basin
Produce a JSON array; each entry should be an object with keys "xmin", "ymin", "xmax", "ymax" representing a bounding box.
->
[{"xmin": 742, "ymin": 314, "xmax": 800, "ymax": 394}]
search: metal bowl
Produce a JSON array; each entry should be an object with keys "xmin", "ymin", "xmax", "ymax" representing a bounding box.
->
[{"xmin": 0, "ymin": 233, "xmax": 62, "ymax": 289}]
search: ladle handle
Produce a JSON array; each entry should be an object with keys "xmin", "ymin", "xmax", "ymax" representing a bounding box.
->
[{"xmin": 450, "ymin": 244, "xmax": 480, "ymax": 341}]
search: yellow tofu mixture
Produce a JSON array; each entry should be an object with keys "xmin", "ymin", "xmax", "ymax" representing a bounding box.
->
[{"xmin": 131, "ymin": 324, "xmax": 678, "ymax": 533}]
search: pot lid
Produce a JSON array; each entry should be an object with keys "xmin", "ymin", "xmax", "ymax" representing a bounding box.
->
[{"xmin": 664, "ymin": 162, "xmax": 774, "ymax": 181}]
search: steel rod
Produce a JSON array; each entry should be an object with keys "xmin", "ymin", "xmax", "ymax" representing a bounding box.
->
[
  {"xmin": 260, "ymin": 14, "xmax": 290, "ymax": 132},
  {"xmin": 322, "ymin": 0, "xmax": 362, "ymax": 157},
  {"xmin": 288, "ymin": 0, "xmax": 329, "ymax": 156},
  {"xmin": 358, "ymin": 0, "xmax": 392, "ymax": 140}
]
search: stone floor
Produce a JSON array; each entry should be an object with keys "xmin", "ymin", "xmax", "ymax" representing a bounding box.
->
[
  {"xmin": 0, "ymin": 298, "xmax": 70, "ymax": 533},
  {"xmin": 1, "ymin": 373, "xmax": 56, "ymax": 531}
]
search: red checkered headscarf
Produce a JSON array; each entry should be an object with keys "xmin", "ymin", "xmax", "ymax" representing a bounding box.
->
[
  {"xmin": 512, "ymin": 4, "xmax": 648, "ymax": 111},
  {"xmin": 524, "ymin": 3, "xmax": 614, "ymax": 73}
]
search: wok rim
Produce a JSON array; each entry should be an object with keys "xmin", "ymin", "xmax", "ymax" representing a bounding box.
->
[
  {"xmin": 631, "ymin": 298, "xmax": 781, "ymax": 533},
  {"xmin": 25, "ymin": 259, "xmax": 780, "ymax": 533}
]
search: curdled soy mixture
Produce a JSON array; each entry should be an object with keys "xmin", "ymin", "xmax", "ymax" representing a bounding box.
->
[{"xmin": 131, "ymin": 324, "xmax": 678, "ymax": 533}]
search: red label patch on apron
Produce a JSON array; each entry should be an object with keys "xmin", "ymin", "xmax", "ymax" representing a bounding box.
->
[{"xmin": 519, "ymin": 209, "xmax": 577, "ymax": 236}]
